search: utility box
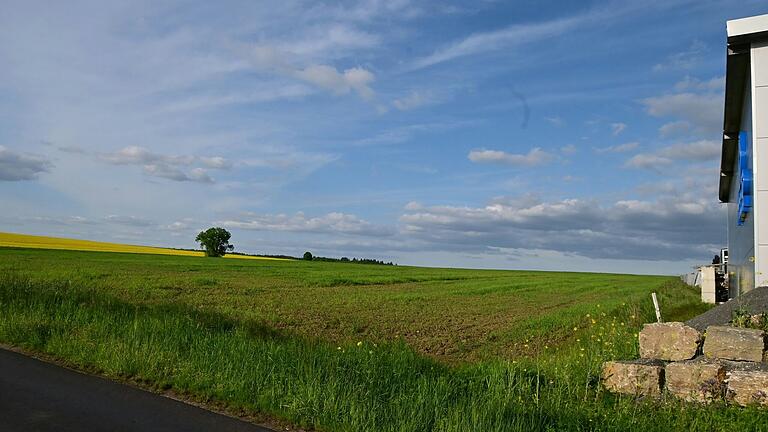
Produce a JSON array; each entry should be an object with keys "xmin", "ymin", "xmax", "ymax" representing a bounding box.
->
[{"xmin": 700, "ymin": 266, "xmax": 717, "ymax": 304}]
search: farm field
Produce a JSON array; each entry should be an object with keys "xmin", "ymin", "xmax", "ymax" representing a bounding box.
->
[
  {"xmin": 0, "ymin": 231, "xmax": 283, "ymax": 260},
  {"xmin": 0, "ymin": 245, "xmax": 762, "ymax": 431}
]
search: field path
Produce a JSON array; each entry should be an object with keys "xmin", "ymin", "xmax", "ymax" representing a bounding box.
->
[{"xmin": 0, "ymin": 348, "xmax": 273, "ymax": 432}]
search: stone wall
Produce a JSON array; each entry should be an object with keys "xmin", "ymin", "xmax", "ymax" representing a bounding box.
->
[{"xmin": 602, "ymin": 322, "xmax": 768, "ymax": 406}]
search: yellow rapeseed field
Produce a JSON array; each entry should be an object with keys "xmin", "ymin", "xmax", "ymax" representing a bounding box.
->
[{"xmin": 0, "ymin": 232, "xmax": 284, "ymax": 260}]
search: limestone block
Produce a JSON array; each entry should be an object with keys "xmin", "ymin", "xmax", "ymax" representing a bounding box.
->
[
  {"xmin": 727, "ymin": 369, "xmax": 768, "ymax": 406},
  {"xmin": 602, "ymin": 360, "xmax": 664, "ymax": 397},
  {"xmin": 665, "ymin": 359, "xmax": 725, "ymax": 402},
  {"xmin": 703, "ymin": 326, "xmax": 765, "ymax": 362},
  {"xmin": 639, "ymin": 322, "xmax": 701, "ymax": 361}
]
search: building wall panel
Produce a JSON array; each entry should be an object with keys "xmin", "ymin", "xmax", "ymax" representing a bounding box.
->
[
  {"xmin": 727, "ymin": 71, "xmax": 755, "ymax": 296},
  {"xmin": 753, "ymin": 43, "xmax": 768, "ymax": 289},
  {"xmin": 752, "ymin": 41, "xmax": 768, "ymax": 88}
]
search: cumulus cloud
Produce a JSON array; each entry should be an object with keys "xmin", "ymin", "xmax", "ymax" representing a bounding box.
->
[
  {"xmin": 100, "ymin": 146, "xmax": 227, "ymax": 183},
  {"xmin": 468, "ymin": 148, "xmax": 556, "ymax": 167},
  {"xmin": 659, "ymin": 140, "xmax": 720, "ymax": 161},
  {"xmin": 0, "ymin": 146, "xmax": 53, "ymax": 181},
  {"xmin": 624, "ymin": 154, "xmax": 673, "ymax": 169},
  {"xmin": 198, "ymin": 156, "xmax": 233, "ymax": 170},
  {"xmin": 294, "ymin": 65, "xmax": 375, "ymax": 99},
  {"xmin": 642, "ymin": 92, "xmax": 722, "ymax": 136},
  {"xmin": 399, "ymin": 196, "xmax": 724, "ymax": 260},
  {"xmin": 249, "ymin": 44, "xmax": 376, "ymax": 100},
  {"xmin": 219, "ymin": 211, "xmax": 394, "ymax": 237},
  {"xmin": 659, "ymin": 120, "xmax": 691, "ymax": 137},
  {"xmin": 625, "ymin": 140, "xmax": 719, "ymax": 170}
]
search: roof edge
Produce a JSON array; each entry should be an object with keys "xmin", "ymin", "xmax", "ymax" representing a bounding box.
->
[{"xmin": 719, "ymin": 46, "xmax": 749, "ymax": 202}]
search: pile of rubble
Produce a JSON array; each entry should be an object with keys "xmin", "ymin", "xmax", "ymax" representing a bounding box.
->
[{"xmin": 602, "ymin": 322, "xmax": 768, "ymax": 405}]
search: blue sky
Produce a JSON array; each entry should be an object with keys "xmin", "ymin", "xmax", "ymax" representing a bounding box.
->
[{"xmin": 1, "ymin": 0, "xmax": 766, "ymax": 274}]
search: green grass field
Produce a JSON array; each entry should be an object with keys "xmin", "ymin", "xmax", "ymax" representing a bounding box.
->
[{"xmin": 0, "ymin": 246, "xmax": 763, "ymax": 431}]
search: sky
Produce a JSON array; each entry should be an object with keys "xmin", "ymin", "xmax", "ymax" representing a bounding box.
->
[{"xmin": 1, "ymin": 0, "xmax": 766, "ymax": 275}]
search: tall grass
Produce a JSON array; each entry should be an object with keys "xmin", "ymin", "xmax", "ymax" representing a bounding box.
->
[{"xmin": 0, "ymin": 273, "xmax": 762, "ymax": 431}]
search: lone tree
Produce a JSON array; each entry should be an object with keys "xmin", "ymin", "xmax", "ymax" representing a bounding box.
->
[
  {"xmin": 303, "ymin": 251, "xmax": 313, "ymax": 261},
  {"xmin": 195, "ymin": 227, "xmax": 234, "ymax": 257}
]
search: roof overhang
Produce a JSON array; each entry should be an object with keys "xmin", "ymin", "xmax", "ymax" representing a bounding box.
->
[{"xmin": 719, "ymin": 46, "xmax": 748, "ymax": 202}]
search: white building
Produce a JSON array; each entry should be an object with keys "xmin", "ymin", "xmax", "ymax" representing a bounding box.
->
[{"xmin": 720, "ymin": 14, "xmax": 768, "ymax": 296}]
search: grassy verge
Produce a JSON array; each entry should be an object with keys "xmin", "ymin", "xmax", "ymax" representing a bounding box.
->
[{"xmin": 0, "ymin": 271, "xmax": 763, "ymax": 431}]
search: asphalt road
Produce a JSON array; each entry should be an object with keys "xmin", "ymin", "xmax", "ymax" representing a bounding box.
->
[{"xmin": 0, "ymin": 348, "xmax": 273, "ymax": 432}]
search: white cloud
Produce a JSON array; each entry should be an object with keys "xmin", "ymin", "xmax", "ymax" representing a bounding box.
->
[
  {"xmin": 354, "ymin": 121, "xmax": 478, "ymax": 147},
  {"xmin": 560, "ymin": 144, "xmax": 577, "ymax": 155},
  {"xmin": 103, "ymin": 215, "xmax": 154, "ymax": 227},
  {"xmin": 199, "ymin": 156, "xmax": 233, "ymax": 170},
  {"xmin": 411, "ymin": 11, "xmax": 595, "ymax": 69},
  {"xmin": 393, "ymin": 90, "xmax": 434, "ymax": 111},
  {"xmin": 468, "ymin": 148, "xmax": 556, "ymax": 167},
  {"xmin": 625, "ymin": 140, "xmax": 719, "ymax": 170},
  {"xmin": 274, "ymin": 24, "xmax": 380, "ymax": 60},
  {"xmin": 101, "ymin": 146, "xmax": 192, "ymax": 166},
  {"xmin": 219, "ymin": 211, "xmax": 393, "ymax": 237},
  {"xmin": 294, "ymin": 65, "xmax": 375, "ymax": 99},
  {"xmin": 157, "ymin": 84, "xmax": 313, "ymax": 114},
  {"xmin": 248, "ymin": 43, "xmax": 376, "ymax": 100},
  {"xmin": 658, "ymin": 140, "xmax": 720, "ymax": 161},
  {"xmin": 653, "ymin": 40, "xmax": 706, "ymax": 71},
  {"xmin": 642, "ymin": 92, "xmax": 722, "ymax": 136},
  {"xmin": 98, "ymin": 146, "xmax": 229, "ymax": 183},
  {"xmin": 0, "ymin": 146, "xmax": 53, "ymax": 181},
  {"xmin": 624, "ymin": 154, "xmax": 673, "ymax": 169},
  {"xmin": 611, "ymin": 122, "xmax": 627, "ymax": 136},
  {"xmin": 399, "ymin": 195, "xmax": 724, "ymax": 260},
  {"xmin": 674, "ymin": 75, "xmax": 724, "ymax": 92},
  {"xmin": 142, "ymin": 164, "xmax": 214, "ymax": 183},
  {"xmin": 409, "ymin": 2, "xmax": 658, "ymax": 70},
  {"xmin": 659, "ymin": 120, "xmax": 691, "ymax": 137},
  {"xmin": 545, "ymin": 116, "xmax": 564, "ymax": 127},
  {"xmin": 594, "ymin": 142, "xmax": 639, "ymax": 154}
]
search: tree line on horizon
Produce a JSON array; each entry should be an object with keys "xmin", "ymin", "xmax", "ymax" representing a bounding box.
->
[{"xmin": 194, "ymin": 227, "xmax": 395, "ymax": 265}]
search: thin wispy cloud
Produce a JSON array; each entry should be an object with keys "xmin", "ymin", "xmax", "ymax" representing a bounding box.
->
[
  {"xmin": 611, "ymin": 122, "xmax": 627, "ymax": 136},
  {"xmin": 595, "ymin": 142, "xmax": 639, "ymax": 154},
  {"xmin": 468, "ymin": 148, "xmax": 556, "ymax": 167}
]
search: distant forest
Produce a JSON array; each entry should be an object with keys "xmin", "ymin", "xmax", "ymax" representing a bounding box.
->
[
  {"xmin": 310, "ymin": 256, "xmax": 395, "ymax": 265},
  {"xmin": 224, "ymin": 251, "xmax": 395, "ymax": 265}
]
